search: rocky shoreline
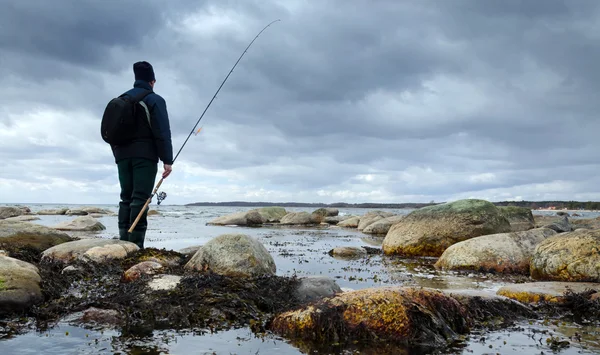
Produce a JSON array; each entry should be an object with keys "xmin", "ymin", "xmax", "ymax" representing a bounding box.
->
[{"xmin": 1, "ymin": 200, "xmax": 600, "ymax": 353}]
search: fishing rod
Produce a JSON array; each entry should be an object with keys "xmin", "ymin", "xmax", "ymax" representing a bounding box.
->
[{"xmin": 128, "ymin": 19, "xmax": 281, "ymax": 233}]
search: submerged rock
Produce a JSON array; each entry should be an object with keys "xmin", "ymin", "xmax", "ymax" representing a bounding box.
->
[
  {"xmin": 0, "ymin": 207, "xmax": 24, "ymax": 220},
  {"xmin": 41, "ymin": 239, "xmax": 139, "ymax": 264},
  {"xmin": 362, "ymin": 215, "xmax": 405, "ymax": 235},
  {"xmin": 206, "ymin": 210, "xmax": 265, "ymax": 226},
  {"xmin": 294, "ymin": 275, "xmax": 342, "ymax": 303},
  {"xmin": 498, "ymin": 206, "xmax": 535, "ymax": 232},
  {"xmin": 184, "ymin": 233, "xmax": 276, "ymax": 277},
  {"xmin": 497, "ymin": 282, "xmax": 600, "ymax": 304},
  {"xmin": 52, "ymin": 215, "xmax": 106, "ymax": 231},
  {"xmin": 279, "ymin": 212, "xmax": 320, "ymax": 225},
  {"xmin": 328, "ymin": 246, "xmax": 368, "ymax": 258},
  {"xmin": 531, "ymin": 228, "xmax": 600, "ymax": 282},
  {"xmin": 382, "ymin": 199, "xmax": 511, "ymax": 257},
  {"xmin": 338, "ymin": 216, "xmax": 360, "ymax": 228},
  {"xmin": 0, "ymin": 220, "xmax": 74, "ymax": 257},
  {"xmin": 435, "ymin": 227, "xmax": 557, "ymax": 274},
  {"xmin": 0, "ymin": 255, "xmax": 42, "ymax": 314}
]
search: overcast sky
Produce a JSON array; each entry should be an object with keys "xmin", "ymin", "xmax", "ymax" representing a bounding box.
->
[{"xmin": 1, "ymin": 0, "xmax": 600, "ymax": 205}]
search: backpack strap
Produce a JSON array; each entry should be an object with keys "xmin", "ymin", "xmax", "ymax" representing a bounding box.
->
[{"xmin": 121, "ymin": 90, "xmax": 153, "ymax": 128}]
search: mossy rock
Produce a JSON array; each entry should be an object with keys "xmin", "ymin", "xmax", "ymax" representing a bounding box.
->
[
  {"xmin": 0, "ymin": 220, "xmax": 75, "ymax": 260},
  {"xmin": 382, "ymin": 199, "xmax": 511, "ymax": 257},
  {"xmin": 0, "ymin": 255, "xmax": 42, "ymax": 315}
]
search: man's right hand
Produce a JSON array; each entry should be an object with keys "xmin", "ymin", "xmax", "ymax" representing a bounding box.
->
[{"xmin": 163, "ymin": 164, "xmax": 172, "ymax": 178}]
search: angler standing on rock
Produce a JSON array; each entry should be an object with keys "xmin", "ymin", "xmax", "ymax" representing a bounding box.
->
[{"xmin": 101, "ymin": 61, "xmax": 174, "ymax": 248}]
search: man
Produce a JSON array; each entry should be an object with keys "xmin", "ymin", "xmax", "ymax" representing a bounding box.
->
[{"xmin": 111, "ymin": 61, "xmax": 173, "ymax": 249}]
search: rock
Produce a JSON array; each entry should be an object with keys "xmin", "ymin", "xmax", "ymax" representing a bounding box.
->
[
  {"xmin": 36, "ymin": 208, "xmax": 68, "ymax": 215},
  {"xmin": 530, "ymin": 229, "xmax": 600, "ymax": 282},
  {"xmin": 271, "ymin": 286, "xmax": 470, "ymax": 347},
  {"xmin": 434, "ymin": 228, "xmax": 557, "ymax": 274},
  {"xmin": 542, "ymin": 215, "xmax": 572, "ymax": 233},
  {"xmin": 312, "ymin": 208, "xmax": 339, "ymax": 217},
  {"xmin": 0, "ymin": 207, "xmax": 24, "ymax": 220},
  {"xmin": 0, "ymin": 220, "xmax": 74, "ymax": 253},
  {"xmin": 206, "ymin": 210, "xmax": 265, "ymax": 226},
  {"xmin": 80, "ymin": 307, "xmax": 121, "ymax": 327},
  {"xmin": 184, "ymin": 234, "xmax": 276, "ymax": 277},
  {"xmin": 497, "ymin": 282, "xmax": 600, "ymax": 304},
  {"xmin": 382, "ymin": 199, "xmax": 511, "ymax": 257},
  {"xmin": 41, "ymin": 239, "xmax": 139, "ymax": 264},
  {"xmin": 362, "ymin": 215, "xmax": 405, "ymax": 235},
  {"xmin": 571, "ymin": 217, "xmax": 600, "ymax": 230},
  {"xmin": 66, "ymin": 209, "xmax": 88, "ymax": 216},
  {"xmin": 4, "ymin": 215, "xmax": 40, "ymax": 222},
  {"xmin": 178, "ymin": 245, "xmax": 202, "ymax": 256},
  {"xmin": 52, "ymin": 216, "xmax": 106, "ymax": 231},
  {"xmin": 81, "ymin": 207, "xmax": 112, "ymax": 215},
  {"xmin": 498, "ymin": 206, "xmax": 535, "ymax": 232},
  {"xmin": 357, "ymin": 214, "xmax": 385, "ymax": 231},
  {"xmin": 0, "ymin": 251, "xmax": 5, "ymax": 257},
  {"xmin": 556, "ymin": 211, "xmax": 570, "ymax": 217},
  {"xmin": 136, "ymin": 252, "xmax": 182, "ymax": 267},
  {"xmin": 61, "ymin": 266, "xmax": 80, "ymax": 274},
  {"xmin": 123, "ymin": 261, "xmax": 163, "ymax": 282},
  {"xmin": 323, "ymin": 216, "xmax": 350, "ymax": 225},
  {"xmin": 147, "ymin": 209, "xmax": 161, "ymax": 216},
  {"xmin": 0, "ymin": 255, "xmax": 42, "ymax": 314},
  {"xmin": 148, "ymin": 275, "xmax": 182, "ymax": 291},
  {"xmin": 251, "ymin": 207, "xmax": 288, "ymax": 223},
  {"xmin": 295, "ymin": 275, "xmax": 342, "ymax": 302},
  {"xmin": 365, "ymin": 210, "xmax": 395, "ymax": 218},
  {"xmin": 338, "ymin": 216, "xmax": 360, "ymax": 228},
  {"xmin": 279, "ymin": 212, "xmax": 320, "ymax": 225},
  {"xmin": 328, "ymin": 246, "xmax": 368, "ymax": 258}
]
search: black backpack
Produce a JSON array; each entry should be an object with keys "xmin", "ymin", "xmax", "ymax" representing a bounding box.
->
[{"xmin": 101, "ymin": 89, "xmax": 153, "ymax": 145}]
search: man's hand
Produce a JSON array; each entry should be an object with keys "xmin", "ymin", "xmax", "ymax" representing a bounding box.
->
[{"xmin": 163, "ymin": 164, "xmax": 172, "ymax": 178}]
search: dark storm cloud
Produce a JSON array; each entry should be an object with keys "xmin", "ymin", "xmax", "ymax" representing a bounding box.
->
[{"xmin": 2, "ymin": 0, "xmax": 600, "ymax": 203}]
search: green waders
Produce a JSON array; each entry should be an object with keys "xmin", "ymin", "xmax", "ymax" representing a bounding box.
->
[{"xmin": 117, "ymin": 158, "xmax": 158, "ymax": 249}]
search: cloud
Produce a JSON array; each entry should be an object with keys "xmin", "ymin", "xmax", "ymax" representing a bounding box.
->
[{"xmin": 1, "ymin": 0, "xmax": 600, "ymax": 205}]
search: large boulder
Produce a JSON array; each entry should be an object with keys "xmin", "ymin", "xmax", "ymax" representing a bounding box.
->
[
  {"xmin": 530, "ymin": 229, "xmax": 600, "ymax": 282},
  {"xmin": 279, "ymin": 212, "xmax": 320, "ymax": 225},
  {"xmin": 0, "ymin": 255, "xmax": 42, "ymax": 314},
  {"xmin": 362, "ymin": 215, "xmax": 405, "ymax": 235},
  {"xmin": 52, "ymin": 216, "xmax": 106, "ymax": 232},
  {"xmin": 206, "ymin": 210, "xmax": 265, "ymax": 226},
  {"xmin": 250, "ymin": 207, "xmax": 288, "ymax": 223},
  {"xmin": 338, "ymin": 216, "xmax": 360, "ymax": 228},
  {"xmin": 498, "ymin": 206, "xmax": 535, "ymax": 232},
  {"xmin": 0, "ymin": 220, "xmax": 74, "ymax": 254},
  {"xmin": 0, "ymin": 207, "xmax": 24, "ymax": 220},
  {"xmin": 382, "ymin": 199, "xmax": 511, "ymax": 257},
  {"xmin": 435, "ymin": 228, "xmax": 557, "ymax": 274},
  {"xmin": 41, "ymin": 239, "xmax": 139, "ymax": 264},
  {"xmin": 184, "ymin": 234, "xmax": 276, "ymax": 277},
  {"xmin": 357, "ymin": 211, "xmax": 394, "ymax": 231}
]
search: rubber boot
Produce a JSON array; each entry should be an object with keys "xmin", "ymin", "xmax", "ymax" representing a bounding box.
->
[
  {"xmin": 119, "ymin": 228, "xmax": 130, "ymax": 242},
  {"xmin": 129, "ymin": 230, "xmax": 146, "ymax": 249}
]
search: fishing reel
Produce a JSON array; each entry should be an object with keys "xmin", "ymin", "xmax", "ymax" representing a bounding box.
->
[{"xmin": 156, "ymin": 191, "xmax": 167, "ymax": 205}]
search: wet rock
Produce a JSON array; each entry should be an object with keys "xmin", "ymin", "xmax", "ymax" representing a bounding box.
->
[
  {"xmin": 0, "ymin": 255, "xmax": 42, "ymax": 314},
  {"xmin": 382, "ymin": 199, "xmax": 511, "ymax": 257},
  {"xmin": 312, "ymin": 208, "xmax": 339, "ymax": 218},
  {"xmin": 64, "ymin": 307, "xmax": 122, "ymax": 329},
  {"xmin": 184, "ymin": 233, "xmax": 276, "ymax": 277},
  {"xmin": 251, "ymin": 207, "xmax": 288, "ymax": 223},
  {"xmin": 178, "ymin": 245, "xmax": 202, "ymax": 256},
  {"xmin": 279, "ymin": 212, "xmax": 320, "ymax": 225},
  {"xmin": 362, "ymin": 215, "xmax": 405, "ymax": 235},
  {"xmin": 328, "ymin": 246, "xmax": 368, "ymax": 258},
  {"xmin": 338, "ymin": 216, "xmax": 360, "ymax": 228},
  {"xmin": 123, "ymin": 261, "xmax": 164, "ymax": 282},
  {"xmin": 52, "ymin": 215, "xmax": 106, "ymax": 231},
  {"xmin": 0, "ymin": 207, "xmax": 24, "ymax": 219},
  {"xmin": 0, "ymin": 220, "xmax": 74, "ymax": 254},
  {"xmin": 41, "ymin": 239, "xmax": 139, "ymax": 264},
  {"xmin": 271, "ymin": 286, "xmax": 470, "ymax": 347},
  {"xmin": 295, "ymin": 275, "xmax": 342, "ymax": 303},
  {"xmin": 36, "ymin": 208, "xmax": 69, "ymax": 215},
  {"xmin": 498, "ymin": 206, "xmax": 535, "ymax": 232},
  {"xmin": 147, "ymin": 209, "xmax": 161, "ymax": 216},
  {"xmin": 497, "ymin": 282, "xmax": 600, "ymax": 304},
  {"xmin": 531, "ymin": 228, "xmax": 600, "ymax": 282},
  {"xmin": 206, "ymin": 210, "xmax": 265, "ymax": 226},
  {"xmin": 435, "ymin": 227, "xmax": 557, "ymax": 274},
  {"xmin": 4, "ymin": 215, "xmax": 40, "ymax": 222},
  {"xmin": 148, "ymin": 274, "xmax": 182, "ymax": 291}
]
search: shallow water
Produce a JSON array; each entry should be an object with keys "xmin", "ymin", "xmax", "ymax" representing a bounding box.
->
[{"xmin": 2, "ymin": 203, "xmax": 600, "ymax": 354}]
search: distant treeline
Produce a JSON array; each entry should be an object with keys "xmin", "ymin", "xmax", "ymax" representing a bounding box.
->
[{"xmin": 185, "ymin": 200, "xmax": 600, "ymax": 210}]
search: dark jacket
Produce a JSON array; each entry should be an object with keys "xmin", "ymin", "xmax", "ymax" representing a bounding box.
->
[{"xmin": 111, "ymin": 80, "xmax": 174, "ymax": 165}]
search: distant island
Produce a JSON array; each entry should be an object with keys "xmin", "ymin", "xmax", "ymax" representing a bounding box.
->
[{"xmin": 185, "ymin": 200, "xmax": 600, "ymax": 210}]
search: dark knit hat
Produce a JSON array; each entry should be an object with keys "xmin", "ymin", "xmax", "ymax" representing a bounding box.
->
[{"xmin": 133, "ymin": 61, "xmax": 155, "ymax": 82}]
